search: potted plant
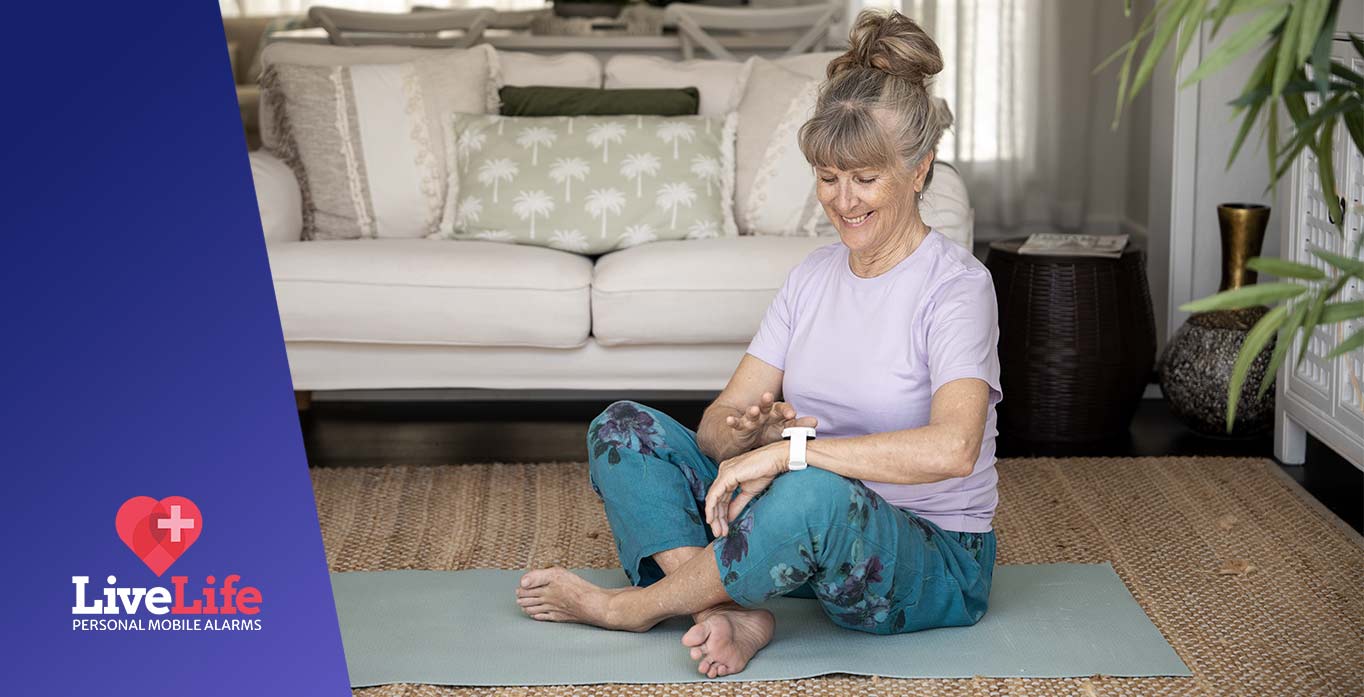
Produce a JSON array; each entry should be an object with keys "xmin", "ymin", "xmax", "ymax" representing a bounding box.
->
[{"xmin": 1103, "ymin": 0, "xmax": 1363, "ymax": 432}]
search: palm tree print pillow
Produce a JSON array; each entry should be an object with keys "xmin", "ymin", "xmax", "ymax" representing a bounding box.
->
[{"xmin": 434, "ymin": 113, "xmax": 737, "ymax": 254}]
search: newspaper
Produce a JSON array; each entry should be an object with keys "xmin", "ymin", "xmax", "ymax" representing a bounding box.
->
[{"xmin": 1017, "ymin": 233, "xmax": 1129, "ymax": 259}]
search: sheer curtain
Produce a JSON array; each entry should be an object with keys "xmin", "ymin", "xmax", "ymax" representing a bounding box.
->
[{"xmin": 861, "ymin": 0, "xmax": 1139, "ymax": 244}]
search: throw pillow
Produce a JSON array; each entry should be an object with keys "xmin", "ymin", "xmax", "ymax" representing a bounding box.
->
[
  {"xmin": 735, "ymin": 57, "xmax": 821, "ymax": 236},
  {"xmin": 497, "ymin": 50, "xmax": 602, "ymax": 88},
  {"xmin": 500, "ymin": 86, "xmax": 700, "ymax": 117},
  {"xmin": 435, "ymin": 113, "xmax": 737, "ymax": 254},
  {"xmin": 603, "ymin": 55, "xmax": 750, "ymax": 117},
  {"xmin": 260, "ymin": 44, "xmax": 498, "ymax": 240}
]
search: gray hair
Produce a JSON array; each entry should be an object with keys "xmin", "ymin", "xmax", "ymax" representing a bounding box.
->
[{"xmin": 798, "ymin": 10, "xmax": 953, "ymax": 187}]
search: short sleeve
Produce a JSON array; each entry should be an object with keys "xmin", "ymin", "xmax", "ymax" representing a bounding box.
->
[
  {"xmin": 745, "ymin": 268, "xmax": 797, "ymax": 371},
  {"xmin": 925, "ymin": 268, "xmax": 1002, "ymax": 402}
]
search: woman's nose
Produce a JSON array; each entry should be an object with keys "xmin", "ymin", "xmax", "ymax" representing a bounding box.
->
[{"xmin": 835, "ymin": 182, "xmax": 858, "ymax": 212}]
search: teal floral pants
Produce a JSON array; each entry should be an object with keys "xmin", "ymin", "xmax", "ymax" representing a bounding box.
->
[{"xmin": 587, "ymin": 400, "xmax": 996, "ymax": 635}]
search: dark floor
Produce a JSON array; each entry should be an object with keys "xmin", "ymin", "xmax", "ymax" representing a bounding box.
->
[{"xmin": 300, "ymin": 396, "xmax": 1362, "ymax": 534}]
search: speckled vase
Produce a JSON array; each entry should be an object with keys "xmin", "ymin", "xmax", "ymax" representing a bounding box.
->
[{"xmin": 1158, "ymin": 306, "xmax": 1277, "ymax": 436}]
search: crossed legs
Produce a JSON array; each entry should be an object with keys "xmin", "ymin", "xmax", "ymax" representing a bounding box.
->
[{"xmin": 516, "ymin": 542, "xmax": 776, "ymax": 678}]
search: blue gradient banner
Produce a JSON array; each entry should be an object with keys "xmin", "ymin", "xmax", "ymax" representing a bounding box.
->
[{"xmin": 3, "ymin": 3, "xmax": 349, "ymax": 695}]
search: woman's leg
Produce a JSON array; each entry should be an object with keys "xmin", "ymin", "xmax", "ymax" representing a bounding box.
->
[
  {"xmin": 520, "ymin": 467, "xmax": 996, "ymax": 637},
  {"xmin": 581, "ymin": 400, "xmax": 720, "ymax": 586},
  {"xmin": 517, "ymin": 400, "xmax": 776, "ymax": 677},
  {"xmin": 712, "ymin": 467, "xmax": 996, "ymax": 634}
]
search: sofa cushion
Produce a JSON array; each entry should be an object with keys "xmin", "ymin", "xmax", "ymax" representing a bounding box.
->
[
  {"xmin": 436, "ymin": 113, "xmax": 738, "ymax": 254},
  {"xmin": 497, "ymin": 50, "xmax": 602, "ymax": 88},
  {"xmin": 591, "ymin": 236, "xmax": 833, "ymax": 346},
  {"xmin": 260, "ymin": 44, "xmax": 499, "ymax": 241},
  {"xmin": 269, "ymin": 239, "xmax": 592, "ymax": 348},
  {"xmin": 602, "ymin": 55, "xmax": 749, "ymax": 117}
]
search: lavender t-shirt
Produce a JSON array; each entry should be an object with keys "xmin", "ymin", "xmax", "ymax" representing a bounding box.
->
[{"xmin": 746, "ymin": 230, "xmax": 1002, "ymax": 533}]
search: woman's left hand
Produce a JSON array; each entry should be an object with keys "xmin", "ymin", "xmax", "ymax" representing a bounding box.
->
[{"xmin": 704, "ymin": 440, "xmax": 789, "ymax": 538}]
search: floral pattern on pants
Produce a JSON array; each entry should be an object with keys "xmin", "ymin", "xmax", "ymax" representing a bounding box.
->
[{"xmin": 587, "ymin": 400, "xmax": 996, "ymax": 635}]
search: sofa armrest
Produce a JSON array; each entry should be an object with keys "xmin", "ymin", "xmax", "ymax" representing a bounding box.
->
[{"xmin": 249, "ymin": 150, "xmax": 303, "ymax": 244}]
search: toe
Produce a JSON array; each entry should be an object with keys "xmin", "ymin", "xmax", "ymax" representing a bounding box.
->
[
  {"xmin": 682, "ymin": 622, "xmax": 710, "ymax": 648},
  {"xmin": 520, "ymin": 568, "xmax": 558, "ymax": 589},
  {"xmin": 696, "ymin": 657, "xmax": 714, "ymax": 675},
  {"xmin": 689, "ymin": 646, "xmax": 704, "ymax": 661}
]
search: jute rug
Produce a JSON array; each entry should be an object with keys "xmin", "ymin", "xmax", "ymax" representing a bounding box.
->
[{"xmin": 311, "ymin": 457, "xmax": 1364, "ymax": 696}]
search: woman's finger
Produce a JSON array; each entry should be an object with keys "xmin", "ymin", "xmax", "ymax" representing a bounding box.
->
[{"xmin": 726, "ymin": 488, "xmax": 756, "ymax": 523}]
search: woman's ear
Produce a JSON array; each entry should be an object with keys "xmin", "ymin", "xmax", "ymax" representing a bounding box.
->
[{"xmin": 914, "ymin": 153, "xmax": 935, "ymax": 193}]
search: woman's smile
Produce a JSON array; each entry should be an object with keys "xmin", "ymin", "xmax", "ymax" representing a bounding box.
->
[{"xmin": 839, "ymin": 211, "xmax": 876, "ymax": 227}]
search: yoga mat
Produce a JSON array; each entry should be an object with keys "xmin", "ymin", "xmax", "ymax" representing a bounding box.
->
[{"xmin": 332, "ymin": 563, "xmax": 1191, "ymax": 687}]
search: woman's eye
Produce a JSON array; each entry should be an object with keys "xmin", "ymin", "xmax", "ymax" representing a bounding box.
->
[
  {"xmin": 856, "ymin": 177, "xmax": 877, "ymax": 184},
  {"xmin": 819, "ymin": 177, "xmax": 836, "ymax": 183}
]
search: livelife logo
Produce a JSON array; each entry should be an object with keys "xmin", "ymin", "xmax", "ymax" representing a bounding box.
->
[{"xmin": 71, "ymin": 496, "xmax": 264, "ymax": 632}]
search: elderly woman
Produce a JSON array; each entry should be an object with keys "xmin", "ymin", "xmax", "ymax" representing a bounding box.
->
[{"xmin": 514, "ymin": 9, "xmax": 1000, "ymax": 678}]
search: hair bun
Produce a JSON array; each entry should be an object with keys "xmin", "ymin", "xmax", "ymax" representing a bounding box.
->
[{"xmin": 829, "ymin": 10, "xmax": 943, "ymax": 88}]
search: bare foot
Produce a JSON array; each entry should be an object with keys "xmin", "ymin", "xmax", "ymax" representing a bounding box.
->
[
  {"xmin": 681, "ymin": 604, "xmax": 775, "ymax": 678},
  {"xmin": 514, "ymin": 567, "xmax": 644, "ymax": 631}
]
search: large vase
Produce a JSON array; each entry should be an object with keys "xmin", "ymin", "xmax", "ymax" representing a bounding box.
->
[{"xmin": 1158, "ymin": 203, "xmax": 1275, "ymax": 437}]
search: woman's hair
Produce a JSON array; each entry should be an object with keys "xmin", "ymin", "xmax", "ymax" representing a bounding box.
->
[{"xmin": 798, "ymin": 10, "xmax": 953, "ymax": 186}]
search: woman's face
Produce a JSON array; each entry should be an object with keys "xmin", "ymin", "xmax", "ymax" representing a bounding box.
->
[{"xmin": 814, "ymin": 157, "xmax": 927, "ymax": 254}]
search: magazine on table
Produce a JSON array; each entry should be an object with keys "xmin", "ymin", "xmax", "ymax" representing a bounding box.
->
[{"xmin": 1017, "ymin": 233, "xmax": 1129, "ymax": 258}]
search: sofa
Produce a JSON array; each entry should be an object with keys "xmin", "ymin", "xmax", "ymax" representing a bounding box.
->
[{"xmin": 247, "ymin": 44, "xmax": 974, "ymax": 396}]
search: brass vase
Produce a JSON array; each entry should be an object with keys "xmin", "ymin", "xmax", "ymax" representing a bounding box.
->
[
  {"xmin": 1158, "ymin": 203, "xmax": 1275, "ymax": 437},
  {"xmin": 1217, "ymin": 203, "xmax": 1271, "ymax": 291}
]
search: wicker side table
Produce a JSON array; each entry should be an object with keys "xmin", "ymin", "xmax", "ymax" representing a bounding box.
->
[{"xmin": 985, "ymin": 238, "xmax": 1156, "ymax": 443}]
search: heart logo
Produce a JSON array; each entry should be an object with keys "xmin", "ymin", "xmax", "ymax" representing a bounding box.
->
[{"xmin": 115, "ymin": 496, "xmax": 202, "ymax": 576}]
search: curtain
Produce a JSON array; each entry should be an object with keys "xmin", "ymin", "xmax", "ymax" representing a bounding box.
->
[{"xmin": 867, "ymin": 0, "xmax": 1141, "ymax": 244}]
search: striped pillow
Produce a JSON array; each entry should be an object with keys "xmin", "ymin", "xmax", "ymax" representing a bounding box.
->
[{"xmin": 260, "ymin": 45, "xmax": 498, "ymax": 240}]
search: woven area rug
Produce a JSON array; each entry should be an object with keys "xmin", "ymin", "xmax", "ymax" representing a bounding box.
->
[{"xmin": 311, "ymin": 457, "xmax": 1364, "ymax": 696}]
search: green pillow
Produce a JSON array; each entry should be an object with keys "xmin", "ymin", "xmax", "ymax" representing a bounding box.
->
[
  {"xmin": 499, "ymin": 86, "xmax": 701, "ymax": 117},
  {"xmin": 435, "ymin": 113, "xmax": 737, "ymax": 254}
]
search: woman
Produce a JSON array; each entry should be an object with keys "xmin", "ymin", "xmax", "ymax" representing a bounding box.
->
[{"xmin": 514, "ymin": 10, "xmax": 1001, "ymax": 679}]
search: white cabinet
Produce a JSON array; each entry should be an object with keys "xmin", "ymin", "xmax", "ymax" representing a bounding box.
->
[{"xmin": 1273, "ymin": 33, "xmax": 1364, "ymax": 471}]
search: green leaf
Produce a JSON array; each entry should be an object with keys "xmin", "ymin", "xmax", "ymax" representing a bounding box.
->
[
  {"xmin": 1314, "ymin": 122, "xmax": 1343, "ymax": 231},
  {"xmin": 1134, "ymin": 0, "xmax": 1200, "ymax": 105},
  {"xmin": 1320, "ymin": 301, "xmax": 1364, "ymax": 323},
  {"xmin": 1331, "ymin": 62, "xmax": 1364, "ymax": 88},
  {"xmin": 1174, "ymin": 0, "xmax": 1213, "ymax": 78},
  {"xmin": 1344, "ymin": 109, "xmax": 1364, "ymax": 163},
  {"xmin": 1259, "ymin": 300, "xmax": 1309, "ymax": 398},
  {"xmin": 1245, "ymin": 256, "xmax": 1326, "ymax": 280},
  {"xmin": 1184, "ymin": 5, "xmax": 1289, "ymax": 87},
  {"xmin": 1311, "ymin": 248, "xmax": 1364, "ymax": 276},
  {"xmin": 1307, "ymin": 1, "xmax": 1337, "ymax": 96},
  {"xmin": 1226, "ymin": 304, "xmax": 1288, "ymax": 431},
  {"xmin": 1271, "ymin": 5, "xmax": 1301, "ymax": 98},
  {"xmin": 1295, "ymin": 276, "xmax": 1345, "ymax": 367},
  {"xmin": 1297, "ymin": 1, "xmax": 1330, "ymax": 62},
  {"xmin": 1325, "ymin": 328, "xmax": 1364, "ymax": 359},
  {"xmin": 1230, "ymin": 78, "xmax": 1355, "ymax": 107},
  {"xmin": 1227, "ymin": 99, "xmax": 1265, "ymax": 168},
  {"xmin": 1179, "ymin": 282, "xmax": 1307, "ymax": 312}
]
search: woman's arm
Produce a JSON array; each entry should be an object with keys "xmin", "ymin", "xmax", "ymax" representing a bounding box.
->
[
  {"xmin": 804, "ymin": 378, "xmax": 990, "ymax": 483},
  {"xmin": 697, "ymin": 354, "xmax": 818, "ymax": 463},
  {"xmin": 703, "ymin": 377, "xmax": 991, "ymax": 536}
]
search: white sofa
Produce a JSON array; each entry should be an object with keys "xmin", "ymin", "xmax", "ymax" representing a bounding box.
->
[{"xmin": 249, "ymin": 47, "xmax": 973, "ymax": 394}]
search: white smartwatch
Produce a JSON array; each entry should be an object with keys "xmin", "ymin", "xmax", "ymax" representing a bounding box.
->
[{"xmin": 781, "ymin": 427, "xmax": 817, "ymax": 470}]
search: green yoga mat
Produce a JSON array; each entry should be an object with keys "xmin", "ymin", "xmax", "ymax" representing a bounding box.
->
[{"xmin": 332, "ymin": 563, "xmax": 1191, "ymax": 687}]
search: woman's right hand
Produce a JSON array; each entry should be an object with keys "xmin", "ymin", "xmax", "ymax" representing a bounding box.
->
[{"xmin": 724, "ymin": 391, "xmax": 819, "ymax": 452}]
